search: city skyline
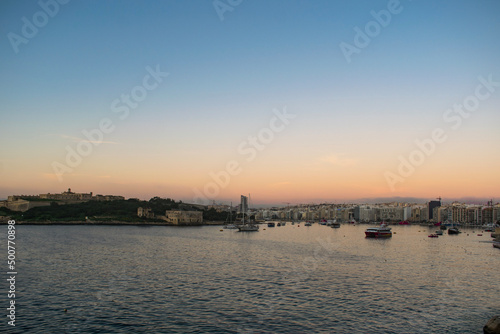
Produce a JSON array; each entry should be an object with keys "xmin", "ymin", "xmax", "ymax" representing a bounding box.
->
[{"xmin": 1, "ymin": 1, "xmax": 500, "ymax": 204}]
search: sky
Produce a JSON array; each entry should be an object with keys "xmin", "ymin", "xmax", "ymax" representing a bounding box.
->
[{"xmin": 1, "ymin": 0, "xmax": 499, "ymax": 205}]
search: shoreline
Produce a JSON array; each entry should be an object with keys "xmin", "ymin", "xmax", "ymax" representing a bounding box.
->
[{"xmin": 0, "ymin": 219, "xmax": 225, "ymax": 226}]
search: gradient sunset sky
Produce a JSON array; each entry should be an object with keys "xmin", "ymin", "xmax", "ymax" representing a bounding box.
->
[{"xmin": 1, "ymin": 0, "xmax": 499, "ymax": 205}]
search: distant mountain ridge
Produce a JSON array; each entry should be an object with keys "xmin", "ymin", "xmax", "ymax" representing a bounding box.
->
[
  {"xmin": 343, "ymin": 196, "xmax": 498, "ymax": 205},
  {"xmin": 250, "ymin": 196, "xmax": 499, "ymax": 208}
]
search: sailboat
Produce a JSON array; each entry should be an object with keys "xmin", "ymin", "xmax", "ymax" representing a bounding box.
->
[
  {"xmin": 238, "ymin": 194, "xmax": 259, "ymax": 232},
  {"xmin": 223, "ymin": 202, "xmax": 238, "ymax": 229}
]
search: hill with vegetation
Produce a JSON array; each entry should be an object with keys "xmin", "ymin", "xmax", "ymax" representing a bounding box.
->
[{"xmin": 1, "ymin": 197, "xmax": 230, "ymax": 223}]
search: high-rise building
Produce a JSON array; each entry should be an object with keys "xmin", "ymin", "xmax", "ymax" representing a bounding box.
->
[
  {"xmin": 239, "ymin": 195, "xmax": 248, "ymax": 214},
  {"xmin": 428, "ymin": 199, "xmax": 441, "ymax": 221}
]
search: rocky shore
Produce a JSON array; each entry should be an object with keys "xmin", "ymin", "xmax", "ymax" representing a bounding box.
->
[{"xmin": 484, "ymin": 316, "xmax": 500, "ymax": 334}]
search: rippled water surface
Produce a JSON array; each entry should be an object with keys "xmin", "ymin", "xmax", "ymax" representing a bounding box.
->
[{"xmin": 5, "ymin": 224, "xmax": 500, "ymax": 333}]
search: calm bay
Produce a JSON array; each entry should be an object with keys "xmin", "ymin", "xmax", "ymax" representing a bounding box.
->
[{"xmin": 4, "ymin": 223, "xmax": 499, "ymax": 333}]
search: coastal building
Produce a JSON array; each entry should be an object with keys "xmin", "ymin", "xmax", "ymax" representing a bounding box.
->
[
  {"xmin": 93, "ymin": 194, "xmax": 125, "ymax": 201},
  {"xmin": 164, "ymin": 210, "xmax": 203, "ymax": 225},
  {"xmin": 494, "ymin": 204, "xmax": 500, "ymax": 223},
  {"xmin": 3, "ymin": 189, "xmax": 124, "ymax": 212},
  {"xmin": 427, "ymin": 200, "xmax": 441, "ymax": 221},
  {"xmin": 450, "ymin": 203, "xmax": 467, "ymax": 223},
  {"xmin": 0, "ymin": 198, "xmax": 51, "ymax": 212},
  {"xmin": 409, "ymin": 206, "xmax": 422, "ymax": 222},
  {"xmin": 403, "ymin": 206, "xmax": 412, "ymax": 221},
  {"xmin": 39, "ymin": 188, "xmax": 93, "ymax": 201},
  {"xmin": 239, "ymin": 195, "xmax": 248, "ymax": 214},
  {"xmin": 354, "ymin": 206, "xmax": 377, "ymax": 222},
  {"xmin": 435, "ymin": 207, "xmax": 449, "ymax": 223},
  {"xmin": 378, "ymin": 206, "xmax": 404, "ymax": 222},
  {"xmin": 137, "ymin": 207, "xmax": 154, "ymax": 219}
]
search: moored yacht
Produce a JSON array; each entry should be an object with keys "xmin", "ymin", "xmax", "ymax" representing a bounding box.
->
[
  {"xmin": 238, "ymin": 223, "xmax": 259, "ymax": 232},
  {"xmin": 224, "ymin": 224, "xmax": 239, "ymax": 229}
]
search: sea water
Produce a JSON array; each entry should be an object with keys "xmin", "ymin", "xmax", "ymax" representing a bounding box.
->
[{"xmin": 3, "ymin": 224, "xmax": 499, "ymax": 333}]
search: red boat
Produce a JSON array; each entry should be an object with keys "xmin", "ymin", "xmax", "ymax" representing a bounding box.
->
[{"xmin": 365, "ymin": 223, "xmax": 392, "ymax": 238}]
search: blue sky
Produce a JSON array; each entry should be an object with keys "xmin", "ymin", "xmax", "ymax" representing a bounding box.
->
[{"xmin": 1, "ymin": 0, "xmax": 499, "ymax": 203}]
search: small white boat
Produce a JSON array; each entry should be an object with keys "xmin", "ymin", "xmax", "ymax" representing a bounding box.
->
[
  {"xmin": 238, "ymin": 224, "xmax": 259, "ymax": 232},
  {"xmin": 224, "ymin": 224, "xmax": 238, "ymax": 229}
]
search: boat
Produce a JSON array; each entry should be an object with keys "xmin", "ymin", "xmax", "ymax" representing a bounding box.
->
[
  {"xmin": 223, "ymin": 204, "xmax": 239, "ymax": 229},
  {"xmin": 484, "ymin": 224, "xmax": 494, "ymax": 232},
  {"xmin": 331, "ymin": 221, "xmax": 341, "ymax": 228},
  {"xmin": 428, "ymin": 234, "xmax": 439, "ymax": 238},
  {"xmin": 448, "ymin": 227, "xmax": 461, "ymax": 235},
  {"xmin": 224, "ymin": 224, "xmax": 238, "ymax": 229},
  {"xmin": 365, "ymin": 223, "xmax": 392, "ymax": 238},
  {"xmin": 267, "ymin": 222, "xmax": 275, "ymax": 227},
  {"xmin": 493, "ymin": 238, "xmax": 500, "ymax": 249},
  {"xmin": 440, "ymin": 225, "xmax": 447, "ymax": 230},
  {"xmin": 239, "ymin": 223, "xmax": 259, "ymax": 232},
  {"xmin": 277, "ymin": 222, "xmax": 281, "ymax": 227},
  {"xmin": 281, "ymin": 221, "xmax": 286, "ymax": 226},
  {"xmin": 304, "ymin": 222, "xmax": 312, "ymax": 226},
  {"xmin": 435, "ymin": 230, "xmax": 443, "ymax": 236}
]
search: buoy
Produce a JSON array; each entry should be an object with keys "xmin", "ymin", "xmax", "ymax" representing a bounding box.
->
[
  {"xmin": 64, "ymin": 309, "xmax": 67, "ymax": 313},
  {"xmin": 220, "ymin": 230, "xmax": 223, "ymax": 232}
]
